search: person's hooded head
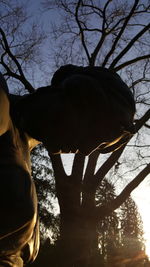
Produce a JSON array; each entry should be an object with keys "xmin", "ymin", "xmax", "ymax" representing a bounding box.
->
[{"xmin": 14, "ymin": 65, "xmax": 135, "ymax": 155}]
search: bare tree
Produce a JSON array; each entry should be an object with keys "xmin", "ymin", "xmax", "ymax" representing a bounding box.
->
[
  {"xmin": 42, "ymin": 0, "xmax": 150, "ymax": 186},
  {"xmin": 43, "ymin": 0, "xmax": 150, "ymax": 66},
  {"xmin": 0, "ymin": 0, "xmax": 150, "ymax": 266},
  {"xmin": 41, "ymin": 1, "xmax": 150, "ymax": 266},
  {"xmin": 43, "ymin": 0, "xmax": 150, "ymax": 170}
]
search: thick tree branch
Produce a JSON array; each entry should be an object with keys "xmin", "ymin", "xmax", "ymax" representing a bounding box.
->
[
  {"xmin": 145, "ymin": 123, "xmax": 150, "ymax": 129},
  {"xmin": 50, "ymin": 153, "xmax": 82, "ymax": 215},
  {"xmin": 87, "ymin": 109, "xmax": 150, "ymax": 193},
  {"xmin": 1, "ymin": 52, "xmax": 35, "ymax": 94},
  {"xmin": 85, "ymin": 151, "xmax": 100, "ymax": 178},
  {"xmin": 129, "ymin": 79, "xmax": 150, "ymax": 90},
  {"xmin": 88, "ymin": 145, "xmax": 126, "ymax": 193},
  {"xmin": 71, "ymin": 153, "xmax": 85, "ymax": 182},
  {"xmin": 94, "ymin": 109, "xmax": 150, "ymax": 219},
  {"xmin": 82, "ymin": 151, "xmax": 100, "ymax": 197},
  {"xmin": 75, "ymin": 0, "xmax": 91, "ymax": 63},
  {"xmin": 134, "ymin": 109, "xmax": 150, "ymax": 132},
  {"xmin": 109, "ymin": 22, "xmax": 150, "ymax": 69},
  {"xmin": 1, "ymin": 52, "xmax": 21, "ymax": 80},
  {"xmin": 90, "ymin": 34, "xmax": 106, "ymax": 66},
  {"xmin": 89, "ymin": 0, "xmax": 110, "ymax": 66},
  {"xmin": 114, "ymin": 54, "xmax": 150, "ymax": 72},
  {"xmin": 96, "ymin": 163, "xmax": 150, "ymax": 219},
  {"xmin": 102, "ymin": 0, "xmax": 140, "ymax": 67},
  {"xmin": 49, "ymin": 154, "xmax": 66, "ymax": 180}
]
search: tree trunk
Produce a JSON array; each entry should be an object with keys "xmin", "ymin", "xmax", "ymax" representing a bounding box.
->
[
  {"xmin": 58, "ymin": 192, "xmax": 99, "ymax": 267},
  {"xmin": 53, "ymin": 167, "xmax": 98, "ymax": 266}
]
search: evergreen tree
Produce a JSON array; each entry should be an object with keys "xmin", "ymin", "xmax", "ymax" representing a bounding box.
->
[
  {"xmin": 31, "ymin": 144, "xmax": 60, "ymax": 242},
  {"xmin": 119, "ymin": 197, "xmax": 147, "ymax": 266},
  {"xmin": 96, "ymin": 179, "xmax": 120, "ymax": 263}
]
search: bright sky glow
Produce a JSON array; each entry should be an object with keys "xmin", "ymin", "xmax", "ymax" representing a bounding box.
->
[{"xmin": 132, "ymin": 175, "xmax": 150, "ymax": 258}]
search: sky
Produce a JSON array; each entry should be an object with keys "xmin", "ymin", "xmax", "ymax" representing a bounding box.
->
[{"xmin": 2, "ymin": 0, "xmax": 150, "ymax": 257}]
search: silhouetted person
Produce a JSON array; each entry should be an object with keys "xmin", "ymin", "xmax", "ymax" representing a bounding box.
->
[
  {"xmin": 18, "ymin": 65, "xmax": 135, "ymax": 154},
  {"xmin": 0, "ymin": 73, "xmax": 39, "ymax": 267},
  {"xmin": 0, "ymin": 66, "xmax": 135, "ymax": 266}
]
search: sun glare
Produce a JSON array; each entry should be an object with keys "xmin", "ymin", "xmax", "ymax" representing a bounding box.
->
[
  {"xmin": 133, "ymin": 182, "xmax": 150, "ymax": 259},
  {"xmin": 142, "ymin": 215, "xmax": 150, "ymax": 259},
  {"xmin": 145, "ymin": 239, "xmax": 150, "ymax": 260}
]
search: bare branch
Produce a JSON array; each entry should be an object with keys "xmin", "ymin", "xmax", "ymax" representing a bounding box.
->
[
  {"xmin": 109, "ymin": 22, "xmax": 150, "ymax": 69},
  {"xmin": 102, "ymin": 0, "xmax": 140, "ymax": 67},
  {"xmin": 89, "ymin": 0, "xmax": 111, "ymax": 66},
  {"xmin": 71, "ymin": 153, "xmax": 85, "ymax": 181},
  {"xmin": 93, "ymin": 145, "xmax": 126, "ymax": 190},
  {"xmin": 85, "ymin": 108, "xmax": 150, "ymax": 193},
  {"xmin": 90, "ymin": 31, "xmax": 106, "ymax": 66},
  {"xmin": 85, "ymin": 151, "xmax": 100, "ymax": 178},
  {"xmin": 130, "ymin": 79, "xmax": 150, "ymax": 90},
  {"xmin": 114, "ymin": 54, "xmax": 150, "ymax": 72},
  {"xmin": 81, "ymin": 3, "xmax": 103, "ymax": 17},
  {"xmin": 82, "ymin": 151, "xmax": 100, "ymax": 194},
  {"xmin": 134, "ymin": 109, "xmax": 150, "ymax": 132},
  {"xmin": 49, "ymin": 154, "xmax": 66, "ymax": 179},
  {"xmin": 1, "ymin": 52, "xmax": 22, "ymax": 80},
  {"xmin": 145, "ymin": 123, "xmax": 150, "ymax": 129},
  {"xmin": 96, "ymin": 163, "xmax": 150, "ymax": 219},
  {"xmin": 75, "ymin": 0, "xmax": 91, "ymax": 63},
  {"xmin": 0, "ymin": 27, "xmax": 35, "ymax": 93}
]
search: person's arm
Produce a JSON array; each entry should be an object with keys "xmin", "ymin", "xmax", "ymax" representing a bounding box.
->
[{"xmin": 0, "ymin": 74, "xmax": 10, "ymax": 135}]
